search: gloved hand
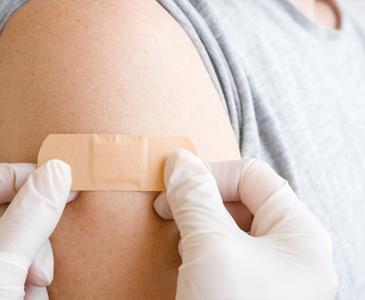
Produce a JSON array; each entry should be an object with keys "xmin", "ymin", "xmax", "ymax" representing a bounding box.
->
[
  {"xmin": 0, "ymin": 160, "xmax": 76, "ymax": 300},
  {"xmin": 154, "ymin": 150, "xmax": 338, "ymax": 300}
]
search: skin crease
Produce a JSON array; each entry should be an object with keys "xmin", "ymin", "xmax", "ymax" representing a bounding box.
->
[{"xmin": 0, "ymin": 0, "xmax": 338, "ymax": 299}]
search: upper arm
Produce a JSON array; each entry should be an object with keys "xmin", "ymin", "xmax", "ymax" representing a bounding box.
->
[
  {"xmin": 0, "ymin": 0, "xmax": 239, "ymax": 162},
  {"xmin": 0, "ymin": 1, "xmax": 240, "ymax": 298}
]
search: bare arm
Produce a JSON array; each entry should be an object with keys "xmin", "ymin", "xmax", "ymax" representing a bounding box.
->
[{"xmin": 0, "ymin": 0, "xmax": 240, "ymax": 298}]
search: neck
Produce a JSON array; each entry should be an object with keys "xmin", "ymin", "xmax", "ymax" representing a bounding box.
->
[
  {"xmin": 289, "ymin": 0, "xmax": 315, "ymax": 18},
  {"xmin": 289, "ymin": 0, "xmax": 340, "ymax": 29}
]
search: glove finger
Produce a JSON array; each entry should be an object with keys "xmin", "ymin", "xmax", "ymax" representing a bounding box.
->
[
  {"xmin": 24, "ymin": 284, "xmax": 49, "ymax": 300},
  {"xmin": 0, "ymin": 163, "xmax": 77, "ymax": 205},
  {"xmin": 156, "ymin": 159, "xmax": 253, "ymax": 220},
  {"xmin": 153, "ymin": 192, "xmax": 172, "ymax": 219},
  {"xmin": 0, "ymin": 159, "xmax": 71, "ymax": 263},
  {"xmin": 178, "ymin": 239, "xmax": 183, "ymax": 257},
  {"xmin": 155, "ymin": 192, "xmax": 253, "ymax": 231},
  {"xmin": 206, "ymin": 160, "xmax": 243, "ymax": 203},
  {"xmin": 67, "ymin": 191, "xmax": 79, "ymax": 203},
  {"xmin": 0, "ymin": 164, "xmax": 36, "ymax": 204},
  {"xmin": 162, "ymin": 149, "xmax": 240, "ymax": 240},
  {"xmin": 27, "ymin": 240, "xmax": 53, "ymax": 287},
  {"xmin": 0, "ymin": 256, "xmax": 27, "ymax": 297},
  {"xmin": 238, "ymin": 159, "xmax": 287, "ymax": 215},
  {"xmin": 207, "ymin": 158, "xmax": 288, "ymax": 215},
  {"xmin": 237, "ymin": 159, "xmax": 326, "ymax": 237}
]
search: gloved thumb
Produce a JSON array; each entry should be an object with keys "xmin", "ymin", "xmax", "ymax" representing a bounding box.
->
[
  {"xmin": 154, "ymin": 149, "xmax": 239, "ymax": 240},
  {"xmin": 0, "ymin": 160, "xmax": 71, "ymax": 269}
]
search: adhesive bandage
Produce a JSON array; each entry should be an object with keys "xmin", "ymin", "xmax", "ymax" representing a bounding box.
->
[{"xmin": 38, "ymin": 134, "xmax": 197, "ymax": 191}]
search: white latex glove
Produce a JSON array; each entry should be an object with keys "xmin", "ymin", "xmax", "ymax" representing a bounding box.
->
[
  {"xmin": 154, "ymin": 150, "xmax": 338, "ymax": 300},
  {"xmin": 0, "ymin": 161, "xmax": 77, "ymax": 300}
]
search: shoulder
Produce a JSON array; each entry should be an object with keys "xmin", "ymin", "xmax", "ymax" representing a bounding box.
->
[
  {"xmin": 0, "ymin": 0, "xmax": 198, "ymax": 58},
  {"xmin": 0, "ymin": 0, "xmax": 240, "ymax": 162},
  {"xmin": 0, "ymin": 0, "xmax": 220, "ymax": 114}
]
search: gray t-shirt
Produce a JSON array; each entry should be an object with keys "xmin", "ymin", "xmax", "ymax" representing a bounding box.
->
[
  {"xmin": 1, "ymin": 0, "xmax": 364, "ymax": 299},
  {"xmin": 156, "ymin": 1, "xmax": 365, "ymax": 299}
]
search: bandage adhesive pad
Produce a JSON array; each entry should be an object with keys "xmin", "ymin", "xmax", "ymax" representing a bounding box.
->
[{"xmin": 38, "ymin": 134, "xmax": 197, "ymax": 191}]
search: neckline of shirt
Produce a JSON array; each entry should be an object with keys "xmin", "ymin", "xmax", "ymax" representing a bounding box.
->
[{"xmin": 277, "ymin": 0, "xmax": 350, "ymax": 40}]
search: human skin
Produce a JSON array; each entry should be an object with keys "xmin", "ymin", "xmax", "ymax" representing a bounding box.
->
[
  {"xmin": 290, "ymin": 0, "xmax": 340, "ymax": 28},
  {"xmin": 0, "ymin": 0, "xmax": 251, "ymax": 298},
  {"xmin": 0, "ymin": 0, "xmax": 340, "ymax": 299}
]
